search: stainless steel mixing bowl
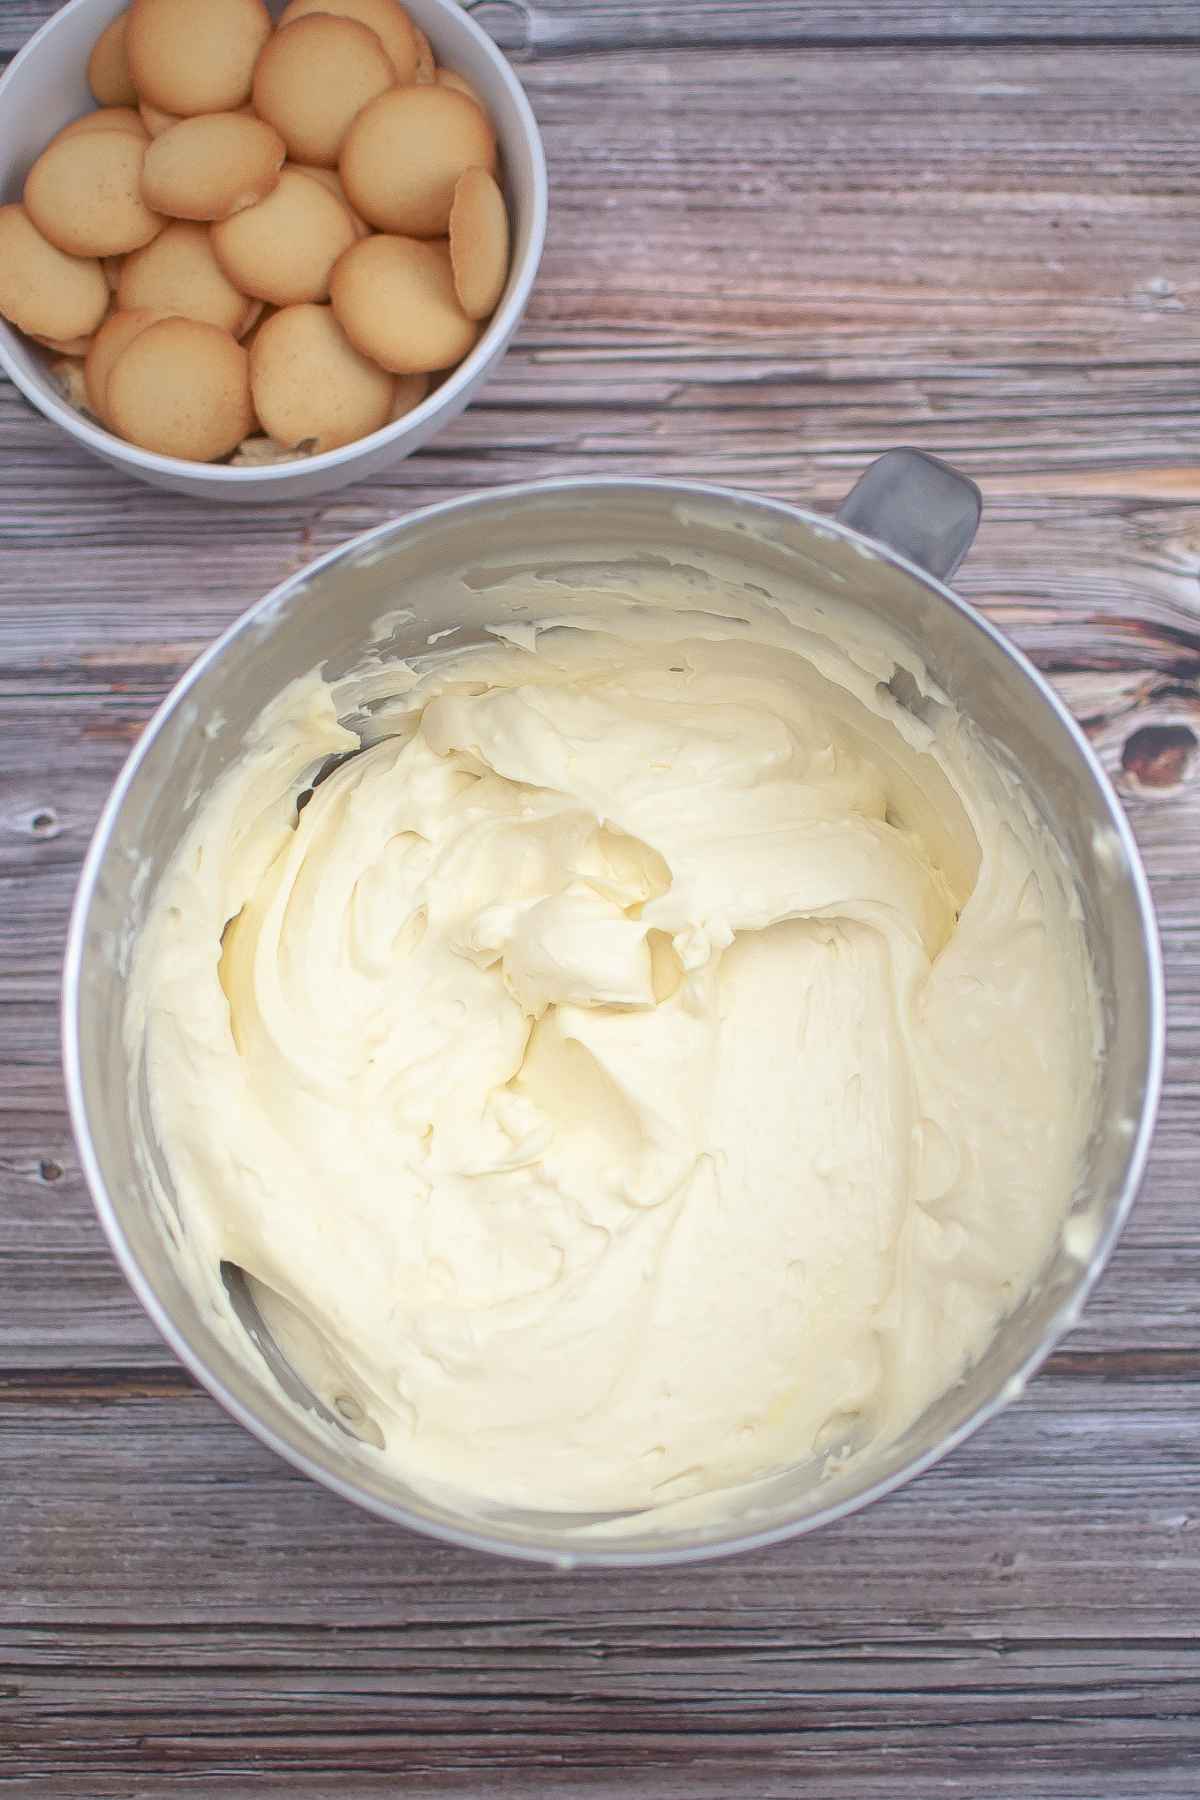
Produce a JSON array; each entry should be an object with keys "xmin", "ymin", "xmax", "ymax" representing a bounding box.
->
[{"xmin": 63, "ymin": 452, "xmax": 1163, "ymax": 1566}]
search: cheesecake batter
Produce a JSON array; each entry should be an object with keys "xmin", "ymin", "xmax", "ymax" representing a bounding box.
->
[{"xmin": 127, "ymin": 562, "xmax": 1098, "ymax": 1516}]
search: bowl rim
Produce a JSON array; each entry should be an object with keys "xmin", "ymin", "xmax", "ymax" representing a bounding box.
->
[
  {"xmin": 0, "ymin": 0, "xmax": 548, "ymax": 483},
  {"xmin": 62, "ymin": 474, "xmax": 1166, "ymax": 1567}
]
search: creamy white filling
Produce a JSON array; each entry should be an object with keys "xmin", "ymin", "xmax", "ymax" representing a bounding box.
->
[{"xmin": 127, "ymin": 579, "xmax": 1098, "ymax": 1515}]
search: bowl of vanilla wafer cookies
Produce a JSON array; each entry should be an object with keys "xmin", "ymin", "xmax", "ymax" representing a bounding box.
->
[{"xmin": 0, "ymin": 0, "xmax": 547, "ymax": 499}]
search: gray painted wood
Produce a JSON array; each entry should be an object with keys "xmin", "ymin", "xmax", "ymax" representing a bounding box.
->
[
  {"xmin": 6, "ymin": 3, "xmax": 1200, "ymax": 57},
  {"xmin": 1, "ymin": 3, "xmax": 1198, "ymax": 1794}
]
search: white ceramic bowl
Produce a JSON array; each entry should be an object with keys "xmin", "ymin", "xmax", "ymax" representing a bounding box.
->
[{"xmin": 0, "ymin": 0, "xmax": 547, "ymax": 501}]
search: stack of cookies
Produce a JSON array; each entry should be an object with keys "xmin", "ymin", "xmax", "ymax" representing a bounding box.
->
[{"xmin": 0, "ymin": 0, "xmax": 512, "ymax": 464}]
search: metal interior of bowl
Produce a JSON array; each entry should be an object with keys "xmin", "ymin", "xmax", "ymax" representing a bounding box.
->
[{"xmin": 63, "ymin": 480, "xmax": 1163, "ymax": 1565}]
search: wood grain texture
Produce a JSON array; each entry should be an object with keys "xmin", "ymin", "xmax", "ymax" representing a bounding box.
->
[
  {"xmin": 6, "ymin": 2, "xmax": 1200, "ymax": 57},
  {"xmin": 2, "ymin": 3, "xmax": 1199, "ymax": 1795}
]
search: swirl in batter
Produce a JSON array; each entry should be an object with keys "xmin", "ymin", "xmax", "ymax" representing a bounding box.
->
[{"xmin": 128, "ymin": 577, "xmax": 1097, "ymax": 1515}]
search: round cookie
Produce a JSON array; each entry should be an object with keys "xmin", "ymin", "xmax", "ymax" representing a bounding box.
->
[
  {"xmin": 240, "ymin": 303, "xmax": 276, "ymax": 352},
  {"xmin": 237, "ymin": 300, "xmax": 264, "ymax": 340},
  {"xmin": 249, "ymin": 302, "xmax": 394, "ymax": 451},
  {"xmin": 276, "ymin": 0, "xmax": 418, "ymax": 83},
  {"xmin": 54, "ymin": 106, "xmax": 149, "ymax": 146},
  {"xmin": 25, "ymin": 131, "xmax": 163, "ymax": 258},
  {"xmin": 141, "ymin": 99, "xmax": 254, "ymax": 138},
  {"xmin": 88, "ymin": 12, "xmax": 138, "ymax": 107},
  {"xmin": 85, "ymin": 305, "xmax": 174, "ymax": 420},
  {"xmin": 293, "ymin": 166, "xmax": 369, "ymax": 237},
  {"xmin": 139, "ymin": 101, "xmax": 180, "ymax": 137},
  {"xmin": 142, "ymin": 114, "xmax": 286, "ymax": 221},
  {"xmin": 448, "ymin": 166, "xmax": 508, "ymax": 321},
  {"xmin": 107, "ymin": 316, "xmax": 252, "ymax": 459},
  {"xmin": 211, "ymin": 168, "xmax": 357, "ymax": 306},
  {"xmin": 436, "ymin": 69, "xmax": 484, "ymax": 109},
  {"xmin": 329, "ymin": 233, "xmax": 477, "ymax": 373},
  {"xmin": 339, "ymin": 86, "xmax": 496, "ymax": 238},
  {"xmin": 252, "ymin": 15, "xmax": 394, "ymax": 169},
  {"xmin": 33, "ymin": 330, "xmax": 97, "ymax": 356},
  {"xmin": 412, "ymin": 24, "xmax": 435, "ymax": 83},
  {"xmin": 118, "ymin": 220, "xmax": 256, "ymax": 335},
  {"xmin": 126, "ymin": 0, "xmax": 272, "ymax": 116},
  {"xmin": 0, "ymin": 205, "xmax": 109, "ymax": 341},
  {"xmin": 389, "ymin": 370, "xmax": 429, "ymax": 420}
]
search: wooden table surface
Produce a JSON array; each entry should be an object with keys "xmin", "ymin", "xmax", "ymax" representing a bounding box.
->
[{"xmin": 3, "ymin": 3, "xmax": 1199, "ymax": 1794}]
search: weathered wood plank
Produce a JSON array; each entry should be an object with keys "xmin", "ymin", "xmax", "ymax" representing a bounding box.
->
[
  {"xmin": 1, "ymin": 6, "xmax": 1198, "ymax": 1796},
  {"xmin": 0, "ymin": 1377, "xmax": 1197, "ymax": 1793},
  {"xmin": 6, "ymin": 0, "xmax": 1200, "ymax": 61},
  {"xmin": 482, "ymin": 0, "xmax": 1200, "ymax": 54}
]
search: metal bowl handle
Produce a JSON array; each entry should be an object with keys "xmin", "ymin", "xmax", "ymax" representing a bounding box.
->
[{"xmin": 837, "ymin": 448, "xmax": 982, "ymax": 582}]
